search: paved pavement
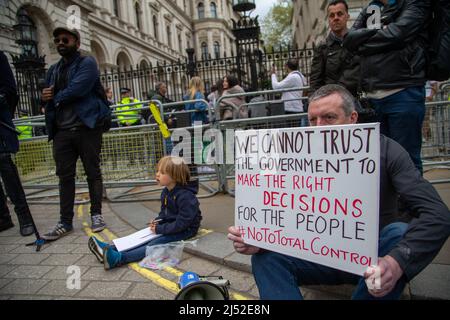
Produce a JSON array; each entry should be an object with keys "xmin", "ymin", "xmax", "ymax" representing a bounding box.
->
[
  {"xmin": 0, "ymin": 168, "xmax": 449, "ymax": 300},
  {"xmin": 0, "ymin": 202, "xmax": 259, "ymax": 300}
]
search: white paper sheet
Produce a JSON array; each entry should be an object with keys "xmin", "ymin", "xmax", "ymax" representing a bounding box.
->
[{"xmin": 112, "ymin": 228, "xmax": 162, "ymax": 252}]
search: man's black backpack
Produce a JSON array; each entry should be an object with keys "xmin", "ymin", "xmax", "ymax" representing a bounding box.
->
[
  {"xmin": 426, "ymin": 0, "xmax": 450, "ymax": 81},
  {"xmin": 94, "ymin": 79, "xmax": 112, "ymax": 132}
]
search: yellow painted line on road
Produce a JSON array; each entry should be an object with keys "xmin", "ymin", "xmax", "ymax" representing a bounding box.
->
[
  {"xmin": 101, "ymin": 228, "xmax": 118, "ymax": 241},
  {"xmin": 82, "ymin": 221, "xmax": 107, "ymax": 242},
  {"xmin": 230, "ymin": 292, "xmax": 251, "ymax": 300},
  {"xmin": 77, "ymin": 204, "xmax": 84, "ymax": 218},
  {"xmin": 193, "ymin": 228, "xmax": 213, "ymax": 238},
  {"xmin": 128, "ymin": 263, "xmax": 180, "ymax": 294}
]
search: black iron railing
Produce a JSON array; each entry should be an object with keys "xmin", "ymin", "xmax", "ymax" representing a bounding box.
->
[{"xmin": 14, "ymin": 47, "xmax": 314, "ymax": 116}]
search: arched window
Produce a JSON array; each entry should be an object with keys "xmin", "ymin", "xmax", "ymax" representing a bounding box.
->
[
  {"xmin": 117, "ymin": 51, "xmax": 132, "ymax": 70},
  {"xmin": 210, "ymin": 2, "xmax": 217, "ymax": 18},
  {"xmin": 135, "ymin": 2, "xmax": 142, "ymax": 30},
  {"xmin": 213, "ymin": 41, "xmax": 220, "ymax": 59},
  {"xmin": 15, "ymin": 8, "xmax": 38, "ymax": 57},
  {"xmin": 153, "ymin": 15, "xmax": 159, "ymax": 40},
  {"xmin": 140, "ymin": 60, "xmax": 149, "ymax": 69},
  {"xmin": 167, "ymin": 25, "xmax": 172, "ymax": 48},
  {"xmin": 198, "ymin": 3, "xmax": 205, "ymax": 19},
  {"xmin": 201, "ymin": 42, "xmax": 208, "ymax": 59}
]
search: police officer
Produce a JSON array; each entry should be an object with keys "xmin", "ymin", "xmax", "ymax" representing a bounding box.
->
[
  {"xmin": 116, "ymin": 88, "xmax": 142, "ymax": 126},
  {"xmin": 16, "ymin": 109, "xmax": 33, "ymax": 140}
]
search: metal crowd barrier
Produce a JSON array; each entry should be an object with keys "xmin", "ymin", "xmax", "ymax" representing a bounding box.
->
[
  {"xmin": 214, "ymin": 87, "xmax": 310, "ymax": 196},
  {"xmin": 422, "ymin": 91, "xmax": 450, "ymax": 184},
  {"xmin": 422, "ymin": 99, "xmax": 450, "ymax": 160},
  {"xmin": 214, "ymin": 86, "xmax": 450, "ymax": 194},
  {"xmin": 10, "ymin": 85, "xmax": 450, "ymax": 204},
  {"xmin": 12, "ymin": 98, "xmax": 221, "ymax": 204}
]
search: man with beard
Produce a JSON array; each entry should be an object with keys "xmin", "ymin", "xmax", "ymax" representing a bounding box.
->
[{"xmin": 41, "ymin": 27, "xmax": 111, "ymax": 240}]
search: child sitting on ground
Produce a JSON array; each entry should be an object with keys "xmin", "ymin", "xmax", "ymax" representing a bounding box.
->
[{"xmin": 88, "ymin": 156, "xmax": 202, "ymax": 270}]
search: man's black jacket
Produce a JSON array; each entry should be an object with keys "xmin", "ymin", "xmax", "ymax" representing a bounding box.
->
[
  {"xmin": 310, "ymin": 33, "xmax": 360, "ymax": 96},
  {"xmin": 0, "ymin": 51, "xmax": 19, "ymax": 154},
  {"xmin": 344, "ymin": 0, "xmax": 431, "ymax": 92},
  {"xmin": 380, "ymin": 135, "xmax": 450, "ymax": 280}
]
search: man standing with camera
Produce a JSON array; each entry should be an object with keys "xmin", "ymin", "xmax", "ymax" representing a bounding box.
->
[{"xmin": 41, "ymin": 27, "xmax": 110, "ymax": 240}]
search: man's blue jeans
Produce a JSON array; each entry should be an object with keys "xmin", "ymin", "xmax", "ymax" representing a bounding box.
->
[
  {"xmin": 116, "ymin": 227, "xmax": 197, "ymax": 264},
  {"xmin": 251, "ymin": 222, "xmax": 409, "ymax": 300},
  {"xmin": 369, "ymin": 87, "xmax": 425, "ymax": 174}
]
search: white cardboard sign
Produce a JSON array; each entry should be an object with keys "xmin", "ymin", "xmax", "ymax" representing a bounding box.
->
[{"xmin": 234, "ymin": 124, "xmax": 380, "ymax": 276}]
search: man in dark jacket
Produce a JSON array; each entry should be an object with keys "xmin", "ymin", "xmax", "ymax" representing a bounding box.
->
[
  {"xmin": 146, "ymin": 82, "xmax": 175, "ymax": 126},
  {"xmin": 228, "ymin": 84, "xmax": 450, "ymax": 300},
  {"xmin": 344, "ymin": 0, "xmax": 431, "ymax": 174},
  {"xmin": 310, "ymin": 0, "xmax": 360, "ymax": 96},
  {"xmin": 0, "ymin": 50, "xmax": 35, "ymax": 236},
  {"xmin": 41, "ymin": 27, "xmax": 111, "ymax": 240}
]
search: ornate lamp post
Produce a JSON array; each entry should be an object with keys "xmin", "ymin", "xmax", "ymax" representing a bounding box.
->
[
  {"xmin": 232, "ymin": 0, "xmax": 256, "ymax": 13},
  {"xmin": 186, "ymin": 48, "xmax": 196, "ymax": 78},
  {"xmin": 11, "ymin": 8, "xmax": 46, "ymax": 116},
  {"xmin": 231, "ymin": 0, "xmax": 261, "ymax": 91}
]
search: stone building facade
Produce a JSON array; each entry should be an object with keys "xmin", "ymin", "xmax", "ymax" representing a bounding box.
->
[
  {"xmin": 291, "ymin": 0, "xmax": 367, "ymax": 48},
  {"xmin": 0, "ymin": 0, "xmax": 240, "ymax": 69}
]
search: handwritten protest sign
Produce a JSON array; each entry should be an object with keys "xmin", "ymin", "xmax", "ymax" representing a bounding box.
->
[{"xmin": 234, "ymin": 124, "xmax": 380, "ymax": 276}]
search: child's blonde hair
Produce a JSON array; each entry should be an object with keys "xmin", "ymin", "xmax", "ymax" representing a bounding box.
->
[{"xmin": 157, "ymin": 156, "xmax": 190, "ymax": 185}]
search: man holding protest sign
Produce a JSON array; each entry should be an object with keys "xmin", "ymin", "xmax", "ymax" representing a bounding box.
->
[{"xmin": 228, "ymin": 84, "xmax": 450, "ymax": 299}]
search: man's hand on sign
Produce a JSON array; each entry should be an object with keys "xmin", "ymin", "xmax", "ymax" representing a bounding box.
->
[
  {"xmin": 228, "ymin": 226, "xmax": 261, "ymax": 255},
  {"xmin": 365, "ymin": 255, "xmax": 403, "ymax": 298}
]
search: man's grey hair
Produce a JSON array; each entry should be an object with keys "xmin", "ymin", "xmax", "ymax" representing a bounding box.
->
[
  {"xmin": 155, "ymin": 82, "xmax": 166, "ymax": 92},
  {"xmin": 309, "ymin": 84, "xmax": 356, "ymax": 116}
]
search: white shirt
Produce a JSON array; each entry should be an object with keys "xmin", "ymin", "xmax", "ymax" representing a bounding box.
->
[
  {"xmin": 271, "ymin": 71, "xmax": 307, "ymax": 113},
  {"xmin": 366, "ymin": 88, "xmax": 404, "ymax": 100}
]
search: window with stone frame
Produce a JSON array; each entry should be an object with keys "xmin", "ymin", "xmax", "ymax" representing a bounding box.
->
[
  {"xmin": 167, "ymin": 24, "xmax": 172, "ymax": 48},
  {"xmin": 135, "ymin": 2, "xmax": 142, "ymax": 30},
  {"xmin": 210, "ymin": 2, "xmax": 218, "ymax": 18},
  {"xmin": 213, "ymin": 41, "xmax": 220, "ymax": 59},
  {"xmin": 153, "ymin": 15, "xmax": 159, "ymax": 40},
  {"xmin": 113, "ymin": 0, "xmax": 120, "ymax": 17},
  {"xmin": 201, "ymin": 42, "xmax": 208, "ymax": 59},
  {"xmin": 198, "ymin": 2, "xmax": 205, "ymax": 19}
]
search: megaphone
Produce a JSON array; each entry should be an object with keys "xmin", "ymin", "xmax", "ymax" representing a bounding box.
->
[{"xmin": 175, "ymin": 272, "xmax": 230, "ymax": 300}]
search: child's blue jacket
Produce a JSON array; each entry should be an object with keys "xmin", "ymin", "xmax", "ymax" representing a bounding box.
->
[{"xmin": 155, "ymin": 181, "xmax": 202, "ymax": 235}]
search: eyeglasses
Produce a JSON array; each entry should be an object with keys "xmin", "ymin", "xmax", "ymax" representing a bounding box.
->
[{"xmin": 53, "ymin": 37, "xmax": 70, "ymax": 45}]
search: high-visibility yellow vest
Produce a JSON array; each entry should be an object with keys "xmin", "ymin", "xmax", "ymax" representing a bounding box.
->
[
  {"xmin": 17, "ymin": 116, "xmax": 33, "ymax": 140},
  {"xmin": 117, "ymin": 97, "xmax": 142, "ymax": 126}
]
